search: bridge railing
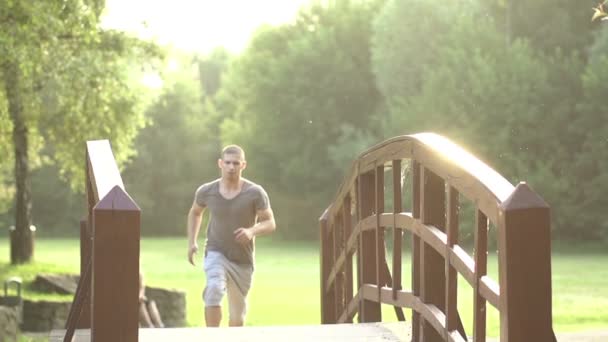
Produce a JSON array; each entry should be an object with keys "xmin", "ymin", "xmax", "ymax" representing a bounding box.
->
[
  {"xmin": 63, "ymin": 140, "xmax": 140, "ymax": 342},
  {"xmin": 320, "ymin": 133, "xmax": 556, "ymax": 342}
]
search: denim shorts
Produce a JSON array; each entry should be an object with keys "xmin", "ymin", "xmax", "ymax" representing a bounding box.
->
[{"xmin": 203, "ymin": 250, "xmax": 254, "ymax": 322}]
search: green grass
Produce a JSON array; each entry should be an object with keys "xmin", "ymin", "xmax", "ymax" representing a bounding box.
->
[{"xmin": 1, "ymin": 237, "xmax": 607, "ymax": 338}]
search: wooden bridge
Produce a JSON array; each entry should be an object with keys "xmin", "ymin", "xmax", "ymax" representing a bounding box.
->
[{"xmin": 54, "ymin": 133, "xmax": 558, "ymax": 341}]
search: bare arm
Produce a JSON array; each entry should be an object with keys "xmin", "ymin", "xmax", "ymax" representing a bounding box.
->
[
  {"xmin": 234, "ymin": 207, "xmax": 276, "ymax": 245},
  {"xmin": 187, "ymin": 201, "xmax": 205, "ymax": 265}
]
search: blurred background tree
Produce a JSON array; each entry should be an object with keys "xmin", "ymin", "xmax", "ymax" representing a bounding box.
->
[{"xmin": 2, "ymin": 0, "xmax": 607, "ymax": 244}]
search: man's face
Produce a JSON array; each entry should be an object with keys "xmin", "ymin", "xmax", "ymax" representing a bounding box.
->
[{"xmin": 218, "ymin": 153, "xmax": 246, "ymax": 180}]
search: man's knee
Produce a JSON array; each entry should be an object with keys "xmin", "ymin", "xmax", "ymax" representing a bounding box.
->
[{"xmin": 203, "ymin": 281, "xmax": 225, "ymax": 306}]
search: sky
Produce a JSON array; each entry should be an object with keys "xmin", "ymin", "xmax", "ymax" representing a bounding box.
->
[{"xmin": 101, "ymin": 0, "xmax": 311, "ymax": 54}]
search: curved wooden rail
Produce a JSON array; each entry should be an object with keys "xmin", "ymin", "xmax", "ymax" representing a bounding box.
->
[{"xmin": 320, "ymin": 133, "xmax": 556, "ymax": 342}]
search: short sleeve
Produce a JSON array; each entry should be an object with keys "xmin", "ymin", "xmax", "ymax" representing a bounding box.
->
[
  {"xmin": 254, "ymin": 186, "xmax": 270, "ymax": 211},
  {"xmin": 195, "ymin": 184, "xmax": 209, "ymax": 207}
]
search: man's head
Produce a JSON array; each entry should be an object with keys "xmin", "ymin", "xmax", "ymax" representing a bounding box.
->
[{"xmin": 218, "ymin": 145, "xmax": 246, "ymax": 180}]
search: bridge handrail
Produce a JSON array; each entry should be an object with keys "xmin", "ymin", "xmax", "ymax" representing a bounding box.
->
[
  {"xmin": 64, "ymin": 140, "xmax": 140, "ymax": 342},
  {"xmin": 320, "ymin": 133, "xmax": 556, "ymax": 342}
]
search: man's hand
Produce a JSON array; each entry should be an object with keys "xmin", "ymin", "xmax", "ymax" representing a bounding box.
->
[
  {"xmin": 234, "ymin": 228, "xmax": 254, "ymax": 245},
  {"xmin": 188, "ymin": 243, "xmax": 199, "ymax": 266}
]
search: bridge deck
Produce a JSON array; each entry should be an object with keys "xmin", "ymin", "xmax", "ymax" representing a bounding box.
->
[
  {"xmin": 50, "ymin": 323, "xmax": 608, "ymax": 342},
  {"xmin": 51, "ymin": 322, "xmax": 411, "ymax": 342}
]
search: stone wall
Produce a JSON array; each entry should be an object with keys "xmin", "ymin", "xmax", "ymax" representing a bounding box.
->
[
  {"xmin": 0, "ymin": 306, "xmax": 18, "ymax": 341},
  {"xmin": 21, "ymin": 299, "xmax": 70, "ymax": 332},
  {"xmin": 146, "ymin": 286, "xmax": 187, "ymax": 327},
  {"xmin": 15, "ymin": 286, "xmax": 186, "ymax": 333}
]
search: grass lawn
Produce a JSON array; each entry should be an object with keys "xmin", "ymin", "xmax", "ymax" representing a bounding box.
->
[{"xmin": 0, "ymin": 237, "xmax": 607, "ymax": 338}]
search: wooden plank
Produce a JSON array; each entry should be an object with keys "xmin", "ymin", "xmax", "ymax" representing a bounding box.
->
[
  {"xmin": 411, "ymin": 160, "xmax": 421, "ymax": 341},
  {"xmin": 91, "ymin": 186, "xmax": 140, "ymax": 342},
  {"xmin": 52, "ymin": 322, "xmax": 413, "ymax": 342},
  {"xmin": 320, "ymin": 208, "xmax": 336, "ymax": 324},
  {"xmin": 343, "ymin": 196, "xmax": 354, "ymax": 323},
  {"xmin": 77, "ymin": 219, "xmax": 91, "ymax": 329},
  {"xmin": 445, "ymin": 188, "xmax": 459, "ymax": 335},
  {"xmin": 450, "ymin": 246, "xmax": 476, "ymax": 287},
  {"xmin": 358, "ymin": 171, "xmax": 381, "ymax": 322},
  {"xmin": 86, "ymin": 140, "xmax": 125, "ymax": 202},
  {"xmin": 392, "ymin": 160, "xmax": 403, "ymax": 301},
  {"xmin": 479, "ymin": 276, "xmax": 499, "ymax": 310},
  {"xmin": 498, "ymin": 183, "xmax": 556, "ymax": 342},
  {"xmin": 420, "ymin": 167, "xmax": 446, "ymax": 342},
  {"xmin": 335, "ymin": 214, "xmax": 345, "ymax": 321},
  {"xmin": 474, "ymin": 210, "xmax": 488, "ymax": 342},
  {"xmin": 375, "ymin": 165, "xmax": 385, "ymax": 303}
]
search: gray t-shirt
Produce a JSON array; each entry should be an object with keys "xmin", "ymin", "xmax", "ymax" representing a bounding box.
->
[{"xmin": 195, "ymin": 178, "xmax": 270, "ymax": 265}]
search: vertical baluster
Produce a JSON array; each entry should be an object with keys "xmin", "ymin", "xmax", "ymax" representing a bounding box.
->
[
  {"xmin": 343, "ymin": 194, "xmax": 354, "ymax": 323},
  {"xmin": 320, "ymin": 208, "xmax": 336, "ymax": 324},
  {"xmin": 392, "ymin": 160, "xmax": 402, "ymax": 300},
  {"xmin": 474, "ymin": 210, "xmax": 488, "ymax": 341},
  {"xmin": 375, "ymin": 164, "xmax": 385, "ymax": 302},
  {"xmin": 359, "ymin": 170, "xmax": 380, "ymax": 322},
  {"xmin": 411, "ymin": 160, "xmax": 421, "ymax": 341},
  {"xmin": 420, "ymin": 167, "xmax": 446, "ymax": 342}
]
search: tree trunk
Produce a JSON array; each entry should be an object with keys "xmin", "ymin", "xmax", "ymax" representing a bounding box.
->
[{"xmin": 4, "ymin": 61, "xmax": 34, "ymax": 264}]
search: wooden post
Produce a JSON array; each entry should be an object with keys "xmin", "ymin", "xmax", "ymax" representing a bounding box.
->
[
  {"xmin": 343, "ymin": 196, "xmax": 354, "ymax": 323},
  {"xmin": 420, "ymin": 167, "xmax": 446, "ymax": 342},
  {"xmin": 474, "ymin": 210, "xmax": 488, "ymax": 341},
  {"xmin": 375, "ymin": 165, "xmax": 385, "ymax": 303},
  {"xmin": 411, "ymin": 160, "xmax": 421, "ymax": 341},
  {"xmin": 320, "ymin": 207, "xmax": 336, "ymax": 324},
  {"xmin": 91, "ymin": 186, "xmax": 140, "ymax": 342},
  {"xmin": 334, "ymin": 214, "xmax": 345, "ymax": 320},
  {"xmin": 445, "ymin": 187, "xmax": 459, "ymax": 338},
  {"xmin": 359, "ymin": 171, "xmax": 381, "ymax": 322},
  {"xmin": 499, "ymin": 183, "xmax": 556, "ymax": 342},
  {"xmin": 77, "ymin": 219, "xmax": 91, "ymax": 328},
  {"xmin": 392, "ymin": 160, "xmax": 402, "ymax": 300}
]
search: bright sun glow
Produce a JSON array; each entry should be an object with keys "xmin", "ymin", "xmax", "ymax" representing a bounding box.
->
[{"xmin": 101, "ymin": 0, "xmax": 311, "ymax": 54}]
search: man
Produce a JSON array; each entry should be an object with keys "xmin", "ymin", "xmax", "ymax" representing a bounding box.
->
[{"xmin": 187, "ymin": 145, "xmax": 276, "ymax": 327}]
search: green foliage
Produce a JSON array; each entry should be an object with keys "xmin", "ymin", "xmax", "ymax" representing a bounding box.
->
[
  {"xmin": 0, "ymin": 0, "xmax": 162, "ymax": 239},
  {"xmin": 217, "ymin": 0, "xmax": 385, "ymax": 238},
  {"xmin": 117, "ymin": 49, "xmax": 234, "ymax": 235},
  {"xmin": 372, "ymin": 0, "xmax": 606, "ymax": 241},
  {"xmin": 484, "ymin": 0, "xmax": 594, "ymax": 53}
]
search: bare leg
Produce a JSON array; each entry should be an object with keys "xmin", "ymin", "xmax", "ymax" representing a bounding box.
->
[
  {"xmin": 228, "ymin": 318, "xmax": 244, "ymax": 327},
  {"xmin": 205, "ymin": 306, "xmax": 222, "ymax": 327},
  {"xmin": 139, "ymin": 302, "xmax": 154, "ymax": 328},
  {"xmin": 147, "ymin": 300, "xmax": 165, "ymax": 328}
]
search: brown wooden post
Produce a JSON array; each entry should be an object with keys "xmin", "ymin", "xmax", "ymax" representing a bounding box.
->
[
  {"xmin": 334, "ymin": 214, "xmax": 345, "ymax": 320},
  {"xmin": 392, "ymin": 160, "xmax": 402, "ymax": 300},
  {"xmin": 375, "ymin": 165, "xmax": 385, "ymax": 303},
  {"xmin": 320, "ymin": 207, "xmax": 336, "ymax": 324},
  {"xmin": 91, "ymin": 186, "xmax": 140, "ymax": 342},
  {"xmin": 474, "ymin": 210, "xmax": 488, "ymax": 341},
  {"xmin": 77, "ymin": 219, "xmax": 91, "ymax": 328},
  {"xmin": 359, "ymin": 171, "xmax": 381, "ymax": 322},
  {"xmin": 411, "ymin": 160, "xmax": 421, "ymax": 341},
  {"xmin": 498, "ymin": 183, "xmax": 556, "ymax": 342},
  {"xmin": 445, "ymin": 187, "xmax": 459, "ymax": 337},
  {"xmin": 343, "ymin": 196, "xmax": 354, "ymax": 323},
  {"xmin": 420, "ymin": 167, "xmax": 446, "ymax": 342}
]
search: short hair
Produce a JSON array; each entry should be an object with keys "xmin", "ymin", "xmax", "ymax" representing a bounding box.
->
[{"xmin": 221, "ymin": 145, "xmax": 245, "ymax": 160}]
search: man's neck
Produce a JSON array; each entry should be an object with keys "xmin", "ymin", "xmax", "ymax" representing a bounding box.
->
[{"xmin": 221, "ymin": 177, "xmax": 242, "ymax": 190}]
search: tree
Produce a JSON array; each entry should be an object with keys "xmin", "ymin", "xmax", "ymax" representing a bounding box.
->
[
  {"xmin": 123, "ymin": 51, "xmax": 231, "ymax": 235},
  {"xmin": 372, "ymin": 0, "xmax": 593, "ymax": 241},
  {"xmin": 0, "ymin": 0, "xmax": 161, "ymax": 263},
  {"xmin": 217, "ymin": 0, "xmax": 385, "ymax": 239}
]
